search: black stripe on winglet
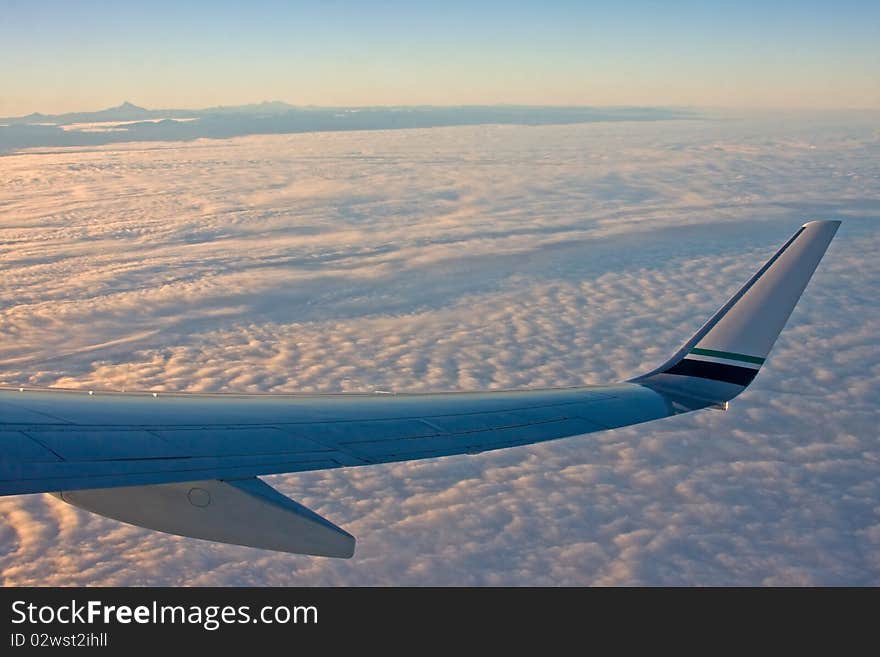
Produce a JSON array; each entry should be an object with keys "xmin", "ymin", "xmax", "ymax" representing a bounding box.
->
[{"xmin": 663, "ymin": 359, "xmax": 759, "ymax": 385}]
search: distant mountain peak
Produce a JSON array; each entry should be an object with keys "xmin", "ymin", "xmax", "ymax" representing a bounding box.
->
[{"xmin": 115, "ymin": 101, "xmax": 146, "ymax": 111}]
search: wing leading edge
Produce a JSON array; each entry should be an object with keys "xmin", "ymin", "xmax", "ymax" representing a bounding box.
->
[{"xmin": 0, "ymin": 221, "xmax": 840, "ymax": 556}]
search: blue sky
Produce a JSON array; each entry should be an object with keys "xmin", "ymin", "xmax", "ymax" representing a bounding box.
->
[{"xmin": 1, "ymin": 1, "xmax": 878, "ymax": 114}]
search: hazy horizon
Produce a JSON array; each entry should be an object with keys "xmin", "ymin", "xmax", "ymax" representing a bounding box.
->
[
  {"xmin": 4, "ymin": 99, "xmax": 877, "ymax": 156},
  {"xmin": 6, "ymin": 100, "xmax": 880, "ymax": 120},
  {"xmin": 0, "ymin": 103, "xmax": 696, "ymax": 153},
  {"xmin": 4, "ymin": 99, "xmax": 696, "ymax": 119}
]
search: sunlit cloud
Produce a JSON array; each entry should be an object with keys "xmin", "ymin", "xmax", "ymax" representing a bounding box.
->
[{"xmin": 0, "ymin": 114, "xmax": 878, "ymax": 584}]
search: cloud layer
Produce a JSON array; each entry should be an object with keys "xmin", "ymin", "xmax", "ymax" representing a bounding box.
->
[{"xmin": 1, "ymin": 114, "xmax": 878, "ymax": 585}]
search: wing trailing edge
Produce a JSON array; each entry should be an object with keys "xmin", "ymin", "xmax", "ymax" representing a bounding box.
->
[{"xmin": 56, "ymin": 477, "xmax": 355, "ymax": 557}]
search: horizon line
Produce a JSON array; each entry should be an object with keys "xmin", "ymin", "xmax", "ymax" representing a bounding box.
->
[{"xmin": 4, "ymin": 100, "xmax": 879, "ymax": 121}]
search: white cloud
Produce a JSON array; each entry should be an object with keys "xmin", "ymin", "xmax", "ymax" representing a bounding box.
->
[{"xmin": 0, "ymin": 116, "xmax": 878, "ymax": 584}]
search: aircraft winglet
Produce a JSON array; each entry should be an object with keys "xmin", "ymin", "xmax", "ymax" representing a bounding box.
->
[{"xmin": 633, "ymin": 220, "xmax": 841, "ymax": 406}]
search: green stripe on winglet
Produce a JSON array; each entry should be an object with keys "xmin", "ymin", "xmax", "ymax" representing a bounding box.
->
[{"xmin": 689, "ymin": 347, "xmax": 765, "ymax": 365}]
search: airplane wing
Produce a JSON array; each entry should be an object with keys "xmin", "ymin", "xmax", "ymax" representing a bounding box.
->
[{"xmin": 0, "ymin": 221, "xmax": 841, "ymax": 557}]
